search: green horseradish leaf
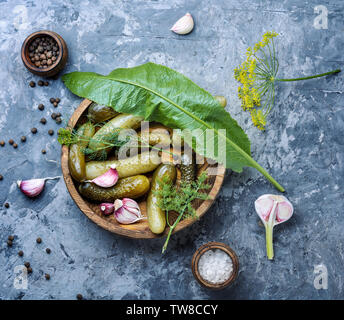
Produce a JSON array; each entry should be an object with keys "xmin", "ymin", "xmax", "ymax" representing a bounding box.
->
[{"xmin": 62, "ymin": 62, "xmax": 284, "ymax": 191}]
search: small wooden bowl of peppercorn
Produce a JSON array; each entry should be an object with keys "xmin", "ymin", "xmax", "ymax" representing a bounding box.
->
[
  {"xmin": 21, "ymin": 30, "xmax": 68, "ymax": 78},
  {"xmin": 191, "ymin": 242, "xmax": 239, "ymax": 290}
]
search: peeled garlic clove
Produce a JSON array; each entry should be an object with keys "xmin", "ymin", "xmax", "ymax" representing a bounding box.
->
[
  {"xmin": 17, "ymin": 176, "xmax": 61, "ymax": 198},
  {"xmin": 88, "ymin": 165, "xmax": 118, "ymax": 188},
  {"xmin": 100, "ymin": 203, "xmax": 114, "ymax": 215},
  {"xmin": 17, "ymin": 179, "xmax": 46, "ymax": 198},
  {"xmin": 275, "ymin": 198, "xmax": 293, "ymax": 224},
  {"xmin": 170, "ymin": 13, "xmax": 194, "ymax": 35},
  {"xmin": 114, "ymin": 198, "xmax": 144, "ymax": 224},
  {"xmin": 254, "ymin": 194, "xmax": 275, "ymax": 222}
]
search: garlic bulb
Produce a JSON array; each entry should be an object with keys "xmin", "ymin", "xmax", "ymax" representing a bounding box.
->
[
  {"xmin": 170, "ymin": 13, "xmax": 194, "ymax": 35},
  {"xmin": 255, "ymin": 194, "xmax": 294, "ymax": 260},
  {"xmin": 114, "ymin": 198, "xmax": 144, "ymax": 224}
]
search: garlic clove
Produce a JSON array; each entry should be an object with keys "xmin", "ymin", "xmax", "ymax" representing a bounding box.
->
[
  {"xmin": 17, "ymin": 176, "xmax": 61, "ymax": 198},
  {"xmin": 114, "ymin": 198, "xmax": 144, "ymax": 224},
  {"xmin": 17, "ymin": 179, "xmax": 46, "ymax": 198},
  {"xmin": 87, "ymin": 165, "xmax": 118, "ymax": 188},
  {"xmin": 275, "ymin": 198, "xmax": 293, "ymax": 224},
  {"xmin": 100, "ymin": 203, "xmax": 115, "ymax": 215},
  {"xmin": 254, "ymin": 194, "xmax": 275, "ymax": 222},
  {"xmin": 170, "ymin": 13, "xmax": 194, "ymax": 35}
]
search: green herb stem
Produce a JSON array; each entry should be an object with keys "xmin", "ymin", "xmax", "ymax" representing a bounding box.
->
[{"xmin": 275, "ymin": 69, "xmax": 341, "ymax": 82}]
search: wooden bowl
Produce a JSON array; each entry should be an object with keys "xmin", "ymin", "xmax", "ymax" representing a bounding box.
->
[
  {"xmin": 21, "ymin": 30, "xmax": 68, "ymax": 77},
  {"xmin": 191, "ymin": 242, "xmax": 239, "ymax": 289},
  {"xmin": 61, "ymin": 99, "xmax": 225, "ymax": 239}
]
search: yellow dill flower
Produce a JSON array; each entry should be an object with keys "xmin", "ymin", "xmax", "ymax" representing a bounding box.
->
[{"xmin": 251, "ymin": 110, "xmax": 266, "ymax": 131}]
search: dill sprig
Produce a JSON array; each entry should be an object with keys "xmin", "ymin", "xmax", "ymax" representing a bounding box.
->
[
  {"xmin": 155, "ymin": 172, "xmax": 211, "ymax": 254},
  {"xmin": 235, "ymin": 31, "xmax": 340, "ymax": 130}
]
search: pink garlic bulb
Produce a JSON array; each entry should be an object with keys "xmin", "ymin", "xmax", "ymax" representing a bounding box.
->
[
  {"xmin": 255, "ymin": 194, "xmax": 293, "ymax": 260},
  {"xmin": 114, "ymin": 198, "xmax": 144, "ymax": 224}
]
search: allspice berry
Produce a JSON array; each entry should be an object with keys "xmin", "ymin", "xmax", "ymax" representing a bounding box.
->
[
  {"xmin": 0, "ymin": 140, "xmax": 5, "ymax": 147},
  {"xmin": 18, "ymin": 251, "xmax": 24, "ymax": 257},
  {"xmin": 48, "ymin": 129, "xmax": 54, "ymax": 136},
  {"xmin": 29, "ymin": 81, "xmax": 36, "ymax": 88},
  {"xmin": 46, "ymin": 248, "xmax": 51, "ymax": 254},
  {"xmin": 21, "ymin": 136, "xmax": 26, "ymax": 142},
  {"xmin": 27, "ymin": 267, "xmax": 33, "ymax": 274},
  {"xmin": 8, "ymin": 139, "xmax": 14, "ymax": 145},
  {"xmin": 31, "ymin": 128, "xmax": 37, "ymax": 134},
  {"xmin": 40, "ymin": 118, "xmax": 47, "ymax": 124},
  {"xmin": 24, "ymin": 262, "xmax": 30, "ymax": 268},
  {"xmin": 38, "ymin": 80, "xmax": 44, "ymax": 86},
  {"xmin": 38, "ymin": 104, "xmax": 45, "ymax": 111},
  {"xmin": 36, "ymin": 237, "xmax": 42, "ymax": 244},
  {"xmin": 4, "ymin": 203, "xmax": 9, "ymax": 208},
  {"xmin": 0, "ymin": 175, "xmax": 3, "ymax": 180},
  {"xmin": 45, "ymin": 273, "xmax": 50, "ymax": 280},
  {"xmin": 13, "ymin": 143, "xmax": 18, "ymax": 149},
  {"xmin": 76, "ymin": 294, "xmax": 83, "ymax": 300}
]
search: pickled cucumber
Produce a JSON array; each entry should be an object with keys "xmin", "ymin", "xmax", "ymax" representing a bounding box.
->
[
  {"xmin": 179, "ymin": 152, "xmax": 196, "ymax": 184},
  {"xmin": 79, "ymin": 175, "xmax": 150, "ymax": 202},
  {"xmin": 146, "ymin": 164, "xmax": 177, "ymax": 234},
  {"xmin": 85, "ymin": 151, "xmax": 161, "ymax": 180},
  {"xmin": 87, "ymin": 103, "xmax": 118, "ymax": 123},
  {"xmin": 69, "ymin": 122, "xmax": 95, "ymax": 182},
  {"xmin": 88, "ymin": 113, "xmax": 144, "ymax": 154}
]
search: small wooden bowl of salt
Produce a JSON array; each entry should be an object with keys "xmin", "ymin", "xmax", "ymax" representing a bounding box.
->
[{"xmin": 191, "ymin": 242, "xmax": 239, "ymax": 290}]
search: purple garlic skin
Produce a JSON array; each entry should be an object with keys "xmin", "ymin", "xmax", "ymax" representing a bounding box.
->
[
  {"xmin": 17, "ymin": 179, "xmax": 46, "ymax": 197},
  {"xmin": 100, "ymin": 203, "xmax": 115, "ymax": 215},
  {"xmin": 114, "ymin": 198, "xmax": 144, "ymax": 224}
]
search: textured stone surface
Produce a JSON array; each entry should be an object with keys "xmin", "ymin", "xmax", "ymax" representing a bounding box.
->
[{"xmin": 0, "ymin": 0, "xmax": 343, "ymax": 300}]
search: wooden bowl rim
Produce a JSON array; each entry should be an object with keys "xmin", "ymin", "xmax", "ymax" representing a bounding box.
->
[
  {"xmin": 21, "ymin": 30, "xmax": 65, "ymax": 75},
  {"xmin": 61, "ymin": 99, "xmax": 226, "ymax": 239},
  {"xmin": 191, "ymin": 241, "xmax": 239, "ymax": 289}
]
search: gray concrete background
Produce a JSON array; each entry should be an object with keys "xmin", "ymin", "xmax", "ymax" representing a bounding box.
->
[{"xmin": 0, "ymin": 0, "xmax": 343, "ymax": 300}]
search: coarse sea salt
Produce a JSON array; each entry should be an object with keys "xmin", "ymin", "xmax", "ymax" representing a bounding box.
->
[{"xmin": 198, "ymin": 249, "xmax": 233, "ymax": 284}]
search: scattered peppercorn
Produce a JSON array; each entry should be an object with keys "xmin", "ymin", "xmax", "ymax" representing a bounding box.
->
[
  {"xmin": 44, "ymin": 81, "xmax": 49, "ymax": 86},
  {"xmin": 8, "ymin": 139, "xmax": 14, "ymax": 145},
  {"xmin": 4, "ymin": 203, "xmax": 9, "ymax": 208},
  {"xmin": 28, "ymin": 37, "xmax": 59, "ymax": 69},
  {"xmin": 31, "ymin": 128, "xmax": 37, "ymax": 134},
  {"xmin": 27, "ymin": 267, "xmax": 33, "ymax": 274},
  {"xmin": 24, "ymin": 262, "xmax": 30, "ymax": 268},
  {"xmin": 40, "ymin": 118, "xmax": 47, "ymax": 124},
  {"xmin": 55, "ymin": 98, "xmax": 61, "ymax": 104},
  {"xmin": 46, "ymin": 248, "xmax": 51, "ymax": 254},
  {"xmin": 45, "ymin": 273, "xmax": 50, "ymax": 280},
  {"xmin": 0, "ymin": 140, "xmax": 5, "ymax": 147},
  {"xmin": 36, "ymin": 237, "xmax": 42, "ymax": 244},
  {"xmin": 51, "ymin": 113, "xmax": 57, "ymax": 120},
  {"xmin": 38, "ymin": 80, "xmax": 44, "ymax": 86},
  {"xmin": 21, "ymin": 136, "xmax": 26, "ymax": 142},
  {"xmin": 50, "ymin": 98, "xmax": 55, "ymax": 103},
  {"xmin": 41, "ymin": 149, "xmax": 46, "ymax": 154},
  {"xmin": 8, "ymin": 235, "xmax": 14, "ymax": 241},
  {"xmin": 7, "ymin": 240, "xmax": 12, "ymax": 247},
  {"xmin": 13, "ymin": 143, "xmax": 18, "ymax": 149},
  {"xmin": 53, "ymin": 102, "xmax": 58, "ymax": 107},
  {"xmin": 56, "ymin": 117, "xmax": 62, "ymax": 124},
  {"xmin": 76, "ymin": 294, "xmax": 83, "ymax": 300},
  {"xmin": 0, "ymin": 175, "xmax": 3, "ymax": 181},
  {"xmin": 38, "ymin": 104, "xmax": 45, "ymax": 111},
  {"xmin": 29, "ymin": 81, "xmax": 36, "ymax": 88},
  {"xmin": 18, "ymin": 250, "xmax": 24, "ymax": 257},
  {"xmin": 48, "ymin": 129, "xmax": 54, "ymax": 136}
]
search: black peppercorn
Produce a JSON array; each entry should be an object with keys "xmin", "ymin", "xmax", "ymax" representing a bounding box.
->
[
  {"xmin": 76, "ymin": 294, "xmax": 83, "ymax": 300},
  {"xmin": 8, "ymin": 235, "xmax": 14, "ymax": 241},
  {"xmin": 38, "ymin": 104, "xmax": 44, "ymax": 111},
  {"xmin": 27, "ymin": 267, "xmax": 33, "ymax": 274},
  {"xmin": 41, "ymin": 149, "xmax": 46, "ymax": 154},
  {"xmin": 51, "ymin": 113, "xmax": 57, "ymax": 120},
  {"xmin": 24, "ymin": 262, "xmax": 30, "ymax": 268},
  {"xmin": 53, "ymin": 102, "xmax": 58, "ymax": 107},
  {"xmin": 44, "ymin": 81, "xmax": 49, "ymax": 86},
  {"xmin": 31, "ymin": 128, "xmax": 37, "ymax": 134},
  {"xmin": 0, "ymin": 175, "xmax": 3, "ymax": 180},
  {"xmin": 56, "ymin": 117, "xmax": 62, "ymax": 124},
  {"xmin": 29, "ymin": 81, "xmax": 36, "ymax": 88},
  {"xmin": 55, "ymin": 98, "xmax": 61, "ymax": 104},
  {"xmin": 4, "ymin": 202, "xmax": 9, "ymax": 208},
  {"xmin": 40, "ymin": 118, "xmax": 47, "ymax": 124},
  {"xmin": 45, "ymin": 273, "xmax": 50, "ymax": 280},
  {"xmin": 18, "ymin": 251, "xmax": 24, "ymax": 257},
  {"xmin": 8, "ymin": 139, "xmax": 14, "ymax": 145},
  {"xmin": 0, "ymin": 140, "xmax": 5, "ymax": 147},
  {"xmin": 7, "ymin": 240, "xmax": 12, "ymax": 247},
  {"xmin": 13, "ymin": 143, "xmax": 18, "ymax": 149},
  {"xmin": 46, "ymin": 248, "xmax": 51, "ymax": 254},
  {"xmin": 38, "ymin": 80, "xmax": 44, "ymax": 86},
  {"xmin": 48, "ymin": 129, "xmax": 54, "ymax": 136},
  {"xmin": 50, "ymin": 98, "xmax": 55, "ymax": 103},
  {"xmin": 21, "ymin": 136, "xmax": 26, "ymax": 142},
  {"xmin": 36, "ymin": 237, "xmax": 42, "ymax": 244}
]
